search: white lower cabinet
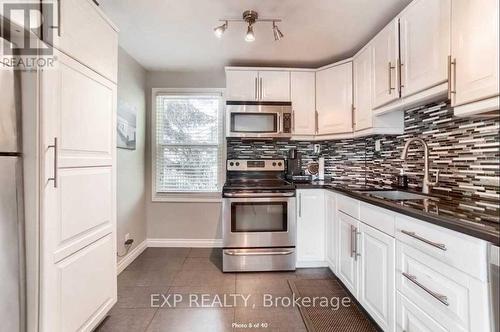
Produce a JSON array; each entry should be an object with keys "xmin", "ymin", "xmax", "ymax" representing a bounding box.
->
[
  {"xmin": 337, "ymin": 211, "xmax": 359, "ymax": 295},
  {"xmin": 358, "ymin": 223, "xmax": 395, "ymax": 332},
  {"xmin": 296, "ymin": 190, "xmax": 326, "ymax": 267},
  {"xmin": 300, "ymin": 191, "xmax": 490, "ymax": 332}
]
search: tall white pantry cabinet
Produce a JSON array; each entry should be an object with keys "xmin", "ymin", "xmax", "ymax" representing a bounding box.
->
[{"xmin": 39, "ymin": 1, "xmax": 118, "ymax": 331}]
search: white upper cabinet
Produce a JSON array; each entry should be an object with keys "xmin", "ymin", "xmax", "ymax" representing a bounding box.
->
[
  {"xmin": 259, "ymin": 71, "xmax": 291, "ymax": 101},
  {"xmin": 47, "ymin": 0, "xmax": 118, "ymax": 83},
  {"xmin": 451, "ymin": 0, "xmax": 499, "ymax": 109},
  {"xmin": 296, "ymin": 190, "xmax": 326, "ymax": 266},
  {"xmin": 225, "ymin": 70, "xmax": 259, "ymax": 101},
  {"xmin": 316, "ymin": 62, "xmax": 353, "ymax": 135},
  {"xmin": 225, "ymin": 69, "xmax": 290, "ymax": 101},
  {"xmin": 371, "ymin": 19, "xmax": 400, "ymax": 109},
  {"xmin": 353, "ymin": 46, "xmax": 373, "ymax": 131},
  {"xmin": 291, "ymin": 71, "xmax": 316, "ymax": 136},
  {"xmin": 399, "ymin": 0, "xmax": 451, "ymax": 98}
]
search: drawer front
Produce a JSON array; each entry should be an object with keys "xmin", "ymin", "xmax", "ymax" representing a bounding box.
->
[
  {"xmin": 337, "ymin": 194, "xmax": 360, "ymax": 219},
  {"xmin": 360, "ymin": 202, "xmax": 395, "ymax": 236},
  {"xmin": 396, "ymin": 292, "xmax": 447, "ymax": 332},
  {"xmin": 395, "ymin": 215, "xmax": 487, "ymax": 280},
  {"xmin": 397, "ymin": 242, "xmax": 471, "ymax": 332}
]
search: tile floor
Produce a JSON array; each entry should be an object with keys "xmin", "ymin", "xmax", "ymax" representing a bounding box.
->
[{"xmin": 96, "ymin": 248, "xmax": 335, "ymax": 332}]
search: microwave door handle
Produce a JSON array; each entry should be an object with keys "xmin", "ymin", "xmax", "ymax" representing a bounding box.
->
[{"xmin": 277, "ymin": 113, "xmax": 282, "ymax": 133}]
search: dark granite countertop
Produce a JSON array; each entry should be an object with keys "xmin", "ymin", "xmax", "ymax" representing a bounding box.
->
[{"xmin": 294, "ymin": 180, "xmax": 500, "ymax": 244}]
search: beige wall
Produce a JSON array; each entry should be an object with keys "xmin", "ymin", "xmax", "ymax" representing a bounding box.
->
[
  {"xmin": 145, "ymin": 69, "xmax": 226, "ymax": 240},
  {"xmin": 117, "ymin": 47, "xmax": 147, "ymax": 261}
]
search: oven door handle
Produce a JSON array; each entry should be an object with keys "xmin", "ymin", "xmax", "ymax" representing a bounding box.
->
[
  {"xmin": 224, "ymin": 249, "xmax": 294, "ymax": 256},
  {"xmin": 224, "ymin": 192, "xmax": 295, "ymax": 198}
]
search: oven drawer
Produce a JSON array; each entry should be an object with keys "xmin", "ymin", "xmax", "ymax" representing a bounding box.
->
[{"xmin": 223, "ymin": 248, "xmax": 296, "ymax": 272}]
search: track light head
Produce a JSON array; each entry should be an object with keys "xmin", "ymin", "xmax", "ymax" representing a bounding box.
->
[
  {"xmin": 214, "ymin": 21, "xmax": 227, "ymax": 38},
  {"xmin": 273, "ymin": 21, "xmax": 284, "ymax": 41},
  {"xmin": 245, "ymin": 24, "xmax": 255, "ymax": 42}
]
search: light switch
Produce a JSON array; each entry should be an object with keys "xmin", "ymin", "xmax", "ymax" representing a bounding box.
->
[{"xmin": 375, "ymin": 139, "xmax": 381, "ymax": 152}]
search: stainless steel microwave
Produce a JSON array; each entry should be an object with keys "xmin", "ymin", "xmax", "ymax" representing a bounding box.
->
[{"xmin": 226, "ymin": 101, "xmax": 292, "ymax": 138}]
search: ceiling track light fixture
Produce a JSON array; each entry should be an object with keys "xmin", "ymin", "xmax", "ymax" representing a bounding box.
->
[{"xmin": 213, "ymin": 10, "xmax": 284, "ymax": 42}]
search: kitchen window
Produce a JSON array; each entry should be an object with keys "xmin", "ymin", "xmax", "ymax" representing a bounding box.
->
[{"xmin": 152, "ymin": 89, "xmax": 224, "ymax": 201}]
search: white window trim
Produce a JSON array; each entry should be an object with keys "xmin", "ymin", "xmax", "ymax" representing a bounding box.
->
[{"xmin": 151, "ymin": 88, "xmax": 226, "ymax": 203}]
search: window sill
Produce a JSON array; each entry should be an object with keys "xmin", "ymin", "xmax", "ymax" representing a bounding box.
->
[{"xmin": 152, "ymin": 193, "xmax": 223, "ymax": 203}]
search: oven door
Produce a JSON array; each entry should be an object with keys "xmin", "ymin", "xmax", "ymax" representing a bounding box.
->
[
  {"xmin": 226, "ymin": 103, "xmax": 291, "ymax": 138},
  {"xmin": 222, "ymin": 196, "xmax": 296, "ymax": 248}
]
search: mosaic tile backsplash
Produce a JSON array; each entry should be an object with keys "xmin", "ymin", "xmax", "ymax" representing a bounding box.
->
[{"xmin": 227, "ymin": 102, "xmax": 500, "ymax": 200}]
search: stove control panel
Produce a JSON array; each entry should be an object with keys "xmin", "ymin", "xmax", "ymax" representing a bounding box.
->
[{"xmin": 227, "ymin": 159, "xmax": 285, "ymax": 171}]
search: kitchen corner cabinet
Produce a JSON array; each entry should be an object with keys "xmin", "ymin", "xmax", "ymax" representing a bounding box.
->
[
  {"xmin": 225, "ymin": 69, "xmax": 290, "ymax": 102},
  {"xmin": 451, "ymin": 0, "xmax": 500, "ymax": 116},
  {"xmin": 296, "ymin": 190, "xmax": 326, "ymax": 267},
  {"xmin": 371, "ymin": 19, "xmax": 400, "ymax": 109},
  {"xmin": 43, "ymin": 0, "xmax": 119, "ymax": 83},
  {"xmin": 291, "ymin": 71, "xmax": 316, "ymax": 136},
  {"xmin": 316, "ymin": 62, "xmax": 353, "ymax": 135}
]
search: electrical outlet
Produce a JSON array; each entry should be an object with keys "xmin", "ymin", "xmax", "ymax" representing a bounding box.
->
[{"xmin": 375, "ymin": 139, "xmax": 381, "ymax": 152}]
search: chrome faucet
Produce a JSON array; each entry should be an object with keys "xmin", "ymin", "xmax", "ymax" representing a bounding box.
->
[{"xmin": 400, "ymin": 138, "xmax": 439, "ymax": 194}]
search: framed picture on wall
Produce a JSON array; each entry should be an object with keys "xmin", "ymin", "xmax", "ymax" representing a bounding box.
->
[{"xmin": 117, "ymin": 100, "xmax": 137, "ymax": 150}]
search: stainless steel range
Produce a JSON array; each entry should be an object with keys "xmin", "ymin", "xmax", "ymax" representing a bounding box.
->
[{"xmin": 222, "ymin": 159, "xmax": 296, "ymax": 272}]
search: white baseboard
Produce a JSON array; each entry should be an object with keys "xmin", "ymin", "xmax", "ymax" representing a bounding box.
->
[
  {"xmin": 117, "ymin": 239, "xmax": 147, "ymax": 275},
  {"xmin": 147, "ymin": 238, "xmax": 223, "ymax": 248},
  {"xmin": 296, "ymin": 260, "xmax": 328, "ymax": 268}
]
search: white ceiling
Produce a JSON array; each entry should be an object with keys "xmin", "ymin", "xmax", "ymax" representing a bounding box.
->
[{"xmin": 100, "ymin": 0, "xmax": 412, "ymax": 71}]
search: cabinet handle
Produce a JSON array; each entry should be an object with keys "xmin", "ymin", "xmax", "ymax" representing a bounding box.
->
[
  {"xmin": 298, "ymin": 193, "xmax": 302, "ymax": 218},
  {"xmin": 291, "ymin": 110, "xmax": 295, "ymax": 132},
  {"xmin": 259, "ymin": 77, "xmax": 263, "ymax": 100},
  {"xmin": 255, "ymin": 77, "xmax": 258, "ymax": 100},
  {"xmin": 351, "ymin": 104, "xmax": 356, "ymax": 129},
  {"xmin": 50, "ymin": 0, "xmax": 62, "ymax": 37},
  {"xmin": 402, "ymin": 272, "xmax": 449, "ymax": 306},
  {"xmin": 398, "ymin": 58, "xmax": 404, "ymax": 93},
  {"xmin": 401, "ymin": 230, "xmax": 447, "ymax": 251},
  {"xmin": 350, "ymin": 225, "xmax": 356, "ymax": 258},
  {"xmin": 447, "ymin": 56, "xmax": 457, "ymax": 100},
  {"xmin": 47, "ymin": 137, "xmax": 58, "ymax": 188},
  {"xmin": 315, "ymin": 110, "xmax": 319, "ymax": 134},
  {"xmin": 388, "ymin": 62, "xmax": 396, "ymax": 94}
]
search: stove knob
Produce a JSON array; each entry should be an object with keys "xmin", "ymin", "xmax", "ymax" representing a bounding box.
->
[
  {"xmin": 235, "ymin": 162, "xmax": 240, "ymax": 166},
  {"xmin": 278, "ymin": 162, "xmax": 282, "ymax": 167},
  {"xmin": 229, "ymin": 162, "xmax": 234, "ymax": 167},
  {"xmin": 272, "ymin": 162, "xmax": 277, "ymax": 167}
]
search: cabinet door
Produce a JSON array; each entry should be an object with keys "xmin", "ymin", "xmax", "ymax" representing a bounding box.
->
[
  {"xmin": 451, "ymin": 0, "xmax": 499, "ymax": 106},
  {"xmin": 396, "ymin": 292, "xmax": 447, "ymax": 332},
  {"xmin": 225, "ymin": 70, "xmax": 259, "ymax": 101},
  {"xmin": 41, "ymin": 49, "xmax": 117, "ymax": 332},
  {"xmin": 296, "ymin": 190, "xmax": 325, "ymax": 264},
  {"xmin": 47, "ymin": 0, "xmax": 118, "ymax": 83},
  {"xmin": 337, "ymin": 211, "xmax": 358, "ymax": 296},
  {"xmin": 372, "ymin": 20, "xmax": 400, "ymax": 108},
  {"xmin": 353, "ymin": 46, "xmax": 373, "ymax": 131},
  {"xmin": 359, "ymin": 223, "xmax": 396, "ymax": 332},
  {"xmin": 400, "ymin": 0, "xmax": 450, "ymax": 98},
  {"xmin": 291, "ymin": 71, "xmax": 316, "ymax": 135},
  {"xmin": 316, "ymin": 63, "xmax": 353, "ymax": 135},
  {"xmin": 259, "ymin": 71, "xmax": 290, "ymax": 101},
  {"xmin": 325, "ymin": 191, "xmax": 337, "ymax": 272}
]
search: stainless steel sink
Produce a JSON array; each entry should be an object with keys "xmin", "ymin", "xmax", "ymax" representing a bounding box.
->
[{"xmin": 361, "ymin": 190, "xmax": 431, "ymax": 200}]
